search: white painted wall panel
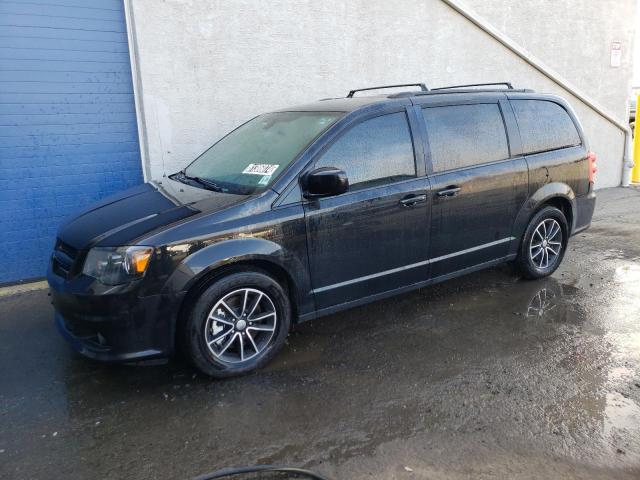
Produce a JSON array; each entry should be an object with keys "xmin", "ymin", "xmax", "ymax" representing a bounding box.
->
[{"xmin": 128, "ymin": 0, "xmax": 636, "ymax": 188}]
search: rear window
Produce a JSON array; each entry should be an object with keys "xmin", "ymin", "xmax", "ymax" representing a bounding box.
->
[
  {"xmin": 511, "ymin": 100, "xmax": 581, "ymax": 155},
  {"xmin": 422, "ymin": 104, "xmax": 509, "ymax": 173}
]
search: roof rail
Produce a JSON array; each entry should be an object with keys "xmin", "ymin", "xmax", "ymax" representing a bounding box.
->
[
  {"xmin": 347, "ymin": 83, "xmax": 428, "ymax": 98},
  {"xmin": 431, "ymin": 82, "xmax": 513, "ymax": 91},
  {"xmin": 387, "ymin": 87, "xmax": 533, "ymax": 99}
]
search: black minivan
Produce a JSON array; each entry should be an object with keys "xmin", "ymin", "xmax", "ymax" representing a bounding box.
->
[{"xmin": 48, "ymin": 83, "xmax": 597, "ymax": 377}]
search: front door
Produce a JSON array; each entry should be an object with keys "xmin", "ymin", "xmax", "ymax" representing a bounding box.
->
[
  {"xmin": 420, "ymin": 101, "xmax": 529, "ymax": 278},
  {"xmin": 303, "ymin": 110, "xmax": 431, "ymax": 310}
]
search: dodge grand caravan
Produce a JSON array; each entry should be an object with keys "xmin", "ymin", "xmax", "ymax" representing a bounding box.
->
[{"xmin": 48, "ymin": 82, "xmax": 597, "ymax": 377}]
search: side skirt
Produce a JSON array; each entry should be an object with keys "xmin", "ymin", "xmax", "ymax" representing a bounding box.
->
[{"xmin": 297, "ymin": 254, "xmax": 517, "ymax": 323}]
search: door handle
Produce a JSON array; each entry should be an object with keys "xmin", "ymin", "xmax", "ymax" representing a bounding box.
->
[
  {"xmin": 436, "ymin": 186, "xmax": 461, "ymax": 197},
  {"xmin": 400, "ymin": 194, "xmax": 427, "ymax": 207}
]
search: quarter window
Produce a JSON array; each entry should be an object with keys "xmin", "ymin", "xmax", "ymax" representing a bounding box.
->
[
  {"xmin": 511, "ymin": 100, "xmax": 581, "ymax": 155},
  {"xmin": 316, "ymin": 112, "xmax": 416, "ymax": 190},
  {"xmin": 422, "ymin": 104, "xmax": 509, "ymax": 172}
]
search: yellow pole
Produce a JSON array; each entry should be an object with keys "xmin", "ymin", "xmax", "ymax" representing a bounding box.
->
[{"xmin": 633, "ymin": 94, "xmax": 640, "ymax": 183}]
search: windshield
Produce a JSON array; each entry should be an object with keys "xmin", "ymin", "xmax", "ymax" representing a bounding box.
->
[{"xmin": 183, "ymin": 111, "xmax": 343, "ymax": 194}]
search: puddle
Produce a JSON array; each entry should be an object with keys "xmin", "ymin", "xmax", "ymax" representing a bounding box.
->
[
  {"xmin": 526, "ymin": 287, "xmax": 559, "ymax": 319},
  {"xmin": 615, "ymin": 264, "xmax": 640, "ymax": 283},
  {"xmin": 604, "ymin": 392, "xmax": 640, "ymax": 438}
]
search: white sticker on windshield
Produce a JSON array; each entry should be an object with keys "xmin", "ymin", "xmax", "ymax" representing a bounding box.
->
[
  {"xmin": 258, "ymin": 175, "xmax": 271, "ymax": 186},
  {"xmin": 242, "ymin": 163, "xmax": 279, "ymax": 175}
]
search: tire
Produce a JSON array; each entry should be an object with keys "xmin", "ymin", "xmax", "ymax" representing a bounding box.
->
[
  {"xmin": 516, "ymin": 206, "xmax": 569, "ymax": 280},
  {"xmin": 184, "ymin": 270, "xmax": 291, "ymax": 378}
]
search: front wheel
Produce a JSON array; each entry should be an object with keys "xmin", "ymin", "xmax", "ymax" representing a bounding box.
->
[
  {"xmin": 516, "ymin": 206, "xmax": 569, "ymax": 279},
  {"xmin": 184, "ymin": 271, "xmax": 291, "ymax": 378}
]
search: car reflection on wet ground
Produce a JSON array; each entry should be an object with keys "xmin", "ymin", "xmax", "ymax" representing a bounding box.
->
[{"xmin": 1, "ymin": 188, "xmax": 640, "ymax": 480}]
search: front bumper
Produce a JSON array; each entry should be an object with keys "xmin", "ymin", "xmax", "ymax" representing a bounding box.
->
[{"xmin": 48, "ymin": 267, "xmax": 183, "ymax": 363}]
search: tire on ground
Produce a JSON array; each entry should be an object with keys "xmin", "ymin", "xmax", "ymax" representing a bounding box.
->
[
  {"xmin": 184, "ymin": 270, "xmax": 291, "ymax": 378},
  {"xmin": 517, "ymin": 206, "xmax": 569, "ymax": 280}
]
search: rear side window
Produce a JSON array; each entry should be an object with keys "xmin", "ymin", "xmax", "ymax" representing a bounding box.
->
[
  {"xmin": 422, "ymin": 104, "xmax": 509, "ymax": 172},
  {"xmin": 511, "ymin": 100, "xmax": 581, "ymax": 155},
  {"xmin": 316, "ymin": 112, "xmax": 416, "ymax": 190}
]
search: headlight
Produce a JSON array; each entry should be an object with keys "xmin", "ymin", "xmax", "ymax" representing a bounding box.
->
[{"xmin": 82, "ymin": 246, "xmax": 154, "ymax": 285}]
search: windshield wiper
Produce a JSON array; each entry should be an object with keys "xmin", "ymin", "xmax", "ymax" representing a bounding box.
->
[{"xmin": 175, "ymin": 170, "xmax": 223, "ymax": 192}]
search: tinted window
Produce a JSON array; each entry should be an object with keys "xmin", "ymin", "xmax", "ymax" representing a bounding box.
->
[
  {"xmin": 511, "ymin": 100, "xmax": 581, "ymax": 154},
  {"xmin": 316, "ymin": 112, "xmax": 415, "ymax": 190},
  {"xmin": 422, "ymin": 104, "xmax": 509, "ymax": 172}
]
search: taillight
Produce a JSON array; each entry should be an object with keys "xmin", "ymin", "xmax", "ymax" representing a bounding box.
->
[{"xmin": 587, "ymin": 151, "xmax": 597, "ymax": 183}]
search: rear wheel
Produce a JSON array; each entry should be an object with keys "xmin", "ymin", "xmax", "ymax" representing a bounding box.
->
[
  {"xmin": 517, "ymin": 206, "xmax": 568, "ymax": 279},
  {"xmin": 184, "ymin": 271, "xmax": 291, "ymax": 378}
]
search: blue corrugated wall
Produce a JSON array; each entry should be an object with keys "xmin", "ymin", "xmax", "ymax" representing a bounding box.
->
[{"xmin": 0, "ymin": 0, "xmax": 143, "ymax": 284}]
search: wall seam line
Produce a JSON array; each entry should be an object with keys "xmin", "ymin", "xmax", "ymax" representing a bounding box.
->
[{"xmin": 123, "ymin": 0, "xmax": 151, "ymax": 182}]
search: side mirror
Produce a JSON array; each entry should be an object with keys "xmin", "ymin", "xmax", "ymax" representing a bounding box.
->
[{"xmin": 303, "ymin": 167, "xmax": 349, "ymax": 198}]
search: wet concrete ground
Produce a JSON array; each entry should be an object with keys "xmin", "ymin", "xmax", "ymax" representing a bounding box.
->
[{"xmin": 2, "ymin": 187, "xmax": 640, "ymax": 480}]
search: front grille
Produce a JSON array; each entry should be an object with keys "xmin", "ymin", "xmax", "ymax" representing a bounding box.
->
[
  {"xmin": 52, "ymin": 239, "xmax": 80, "ymax": 279},
  {"xmin": 56, "ymin": 240, "xmax": 78, "ymax": 260}
]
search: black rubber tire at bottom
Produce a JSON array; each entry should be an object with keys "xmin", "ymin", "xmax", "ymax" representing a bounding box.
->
[
  {"xmin": 516, "ymin": 206, "xmax": 569, "ymax": 280},
  {"xmin": 184, "ymin": 271, "xmax": 291, "ymax": 378}
]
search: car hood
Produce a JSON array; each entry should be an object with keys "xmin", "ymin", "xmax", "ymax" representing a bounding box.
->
[{"xmin": 58, "ymin": 179, "xmax": 250, "ymax": 249}]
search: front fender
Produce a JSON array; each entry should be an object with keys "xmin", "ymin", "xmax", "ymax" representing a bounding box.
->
[
  {"xmin": 163, "ymin": 237, "xmax": 312, "ymax": 315},
  {"xmin": 509, "ymin": 182, "xmax": 576, "ymax": 256}
]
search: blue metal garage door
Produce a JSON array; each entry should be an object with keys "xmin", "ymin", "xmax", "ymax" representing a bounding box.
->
[{"xmin": 0, "ymin": 0, "xmax": 143, "ymax": 284}]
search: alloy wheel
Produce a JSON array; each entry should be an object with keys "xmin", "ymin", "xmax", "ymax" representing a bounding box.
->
[
  {"xmin": 529, "ymin": 218, "xmax": 563, "ymax": 269},
  {"xmin": 204, "ymin": 288, "xmax": 277, "ymax": 363}
]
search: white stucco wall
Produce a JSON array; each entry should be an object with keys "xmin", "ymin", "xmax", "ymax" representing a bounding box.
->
[{"xmin": 128, "ymin": 0, "xmax": 636, "ymax": 188}]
